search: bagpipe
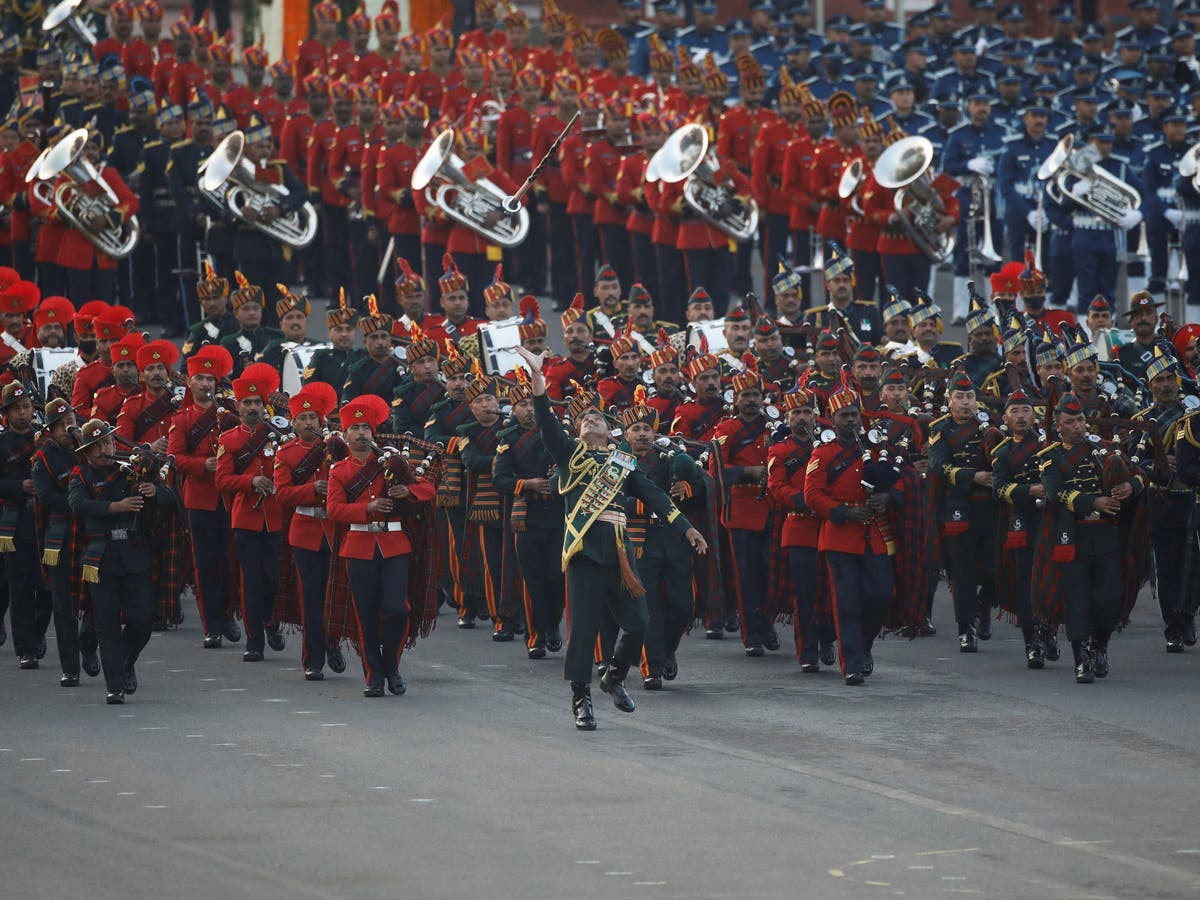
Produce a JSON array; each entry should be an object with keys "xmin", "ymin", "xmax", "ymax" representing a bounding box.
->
[{"xmin": 367, "ymin": 433, "xmax": 446, "ymax": 491}]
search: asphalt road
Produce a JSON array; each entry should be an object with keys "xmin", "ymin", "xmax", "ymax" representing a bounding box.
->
[{"xmin": 2, "ymin": 583, "xmax": 1200, "ymax": 900}]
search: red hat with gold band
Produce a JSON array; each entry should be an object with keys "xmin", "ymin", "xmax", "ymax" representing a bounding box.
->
[
  {"xmin": 779, "ymin": 388, "xmax": 817, "ymax": 412},
  {"xmin": 483, "ymin": 263, "xmax": 513, "ymax": 308},
  {"xmin": 552, "ymin": 69, "xmax": 582, "ymax": 96},
  {"xmin": 94, "ymin": 306, "xmax": 135, "ymax": 341},
  {"xmin": 682, "ymin": 333, "xmax": 719, "ymax": 381},
  {"xmin": 137, "ymin": 0, "xmax": 163, "ymax": 22},
  {"xmin": 242, "ymin": 36, "xmax": 269, "ymax": 67},
  {"xmin": 110, "ymin": 333, "xmax": 146, "ymax": 365},
  {"xmin": 186, "ymin": 344, "xmax": 234, "ymax": 379},
  {"xmin": 313, "ymin": 1, "xmax": 341, "ymax": 23},
  {"xmin": 74, "ymin": 300, "xmax": 110, "ymax": 336},
  {"xmin": 269, "ymin": 58, "xmax": 293, "ymax": 81},
  {"xmin": 288, "ymin": 382, "xmax": 338, "ymax": 421},
  {"xmin": 427, "ymin": 21, "xmax": 454, "ymax": 48},
  {"xmin": 136, "ymin": 339, "xmax": 180, "ymax": 371},
  {"xmin": 394, "ymin": 256, "xmax": 425, "ymax": 296},
  {"xmin": 375, "ymin": 0, "xmax": 400, "ymax": 34},
  {"xmin": 515, "ymin": 66, "xmax": 543, "ymax": 92},
  {"xmin": 347, "ymin": 0, "xmax": 371, "ymax": 32},
  {"xmin": 609, "ymin": 325, "xmax": 640, "ymax": 361},
  {"xmin": 0, "ymin": 279, "xmax": 39, "ymax": 314},
  {"xmin": 826, "ymin": 386, "xmax": 860, "ymax": 415},
  {"xmin": 33, "ymin": 296, "xmax": 75, "ymax": 332},
  {"xmin": 232, "ymin": 361, "xmax": 281, "ymax": 402},
  {"xmin": 339, "ymin": 393, "xmax": 390, "ymax": 430}
]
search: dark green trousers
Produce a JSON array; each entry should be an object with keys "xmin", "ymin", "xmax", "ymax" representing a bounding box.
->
[{"xmin": 563, "ymin": 558, "xmax": 649, "ymax": 684}]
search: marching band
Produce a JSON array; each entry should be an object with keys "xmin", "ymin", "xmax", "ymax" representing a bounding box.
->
[{"xmin": 3, "ymin": 1, "xmax": 1200, "ymax": 726}]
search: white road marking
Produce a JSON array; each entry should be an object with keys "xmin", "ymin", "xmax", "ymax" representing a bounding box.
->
[
  {"xmin": 144, "ymin": 805, "xmax": 167, "ymax": 809},
  {"xmin": 319, "ymin": 723, "xmax": 347, "ymax": 727},
  {"xmin": 86, "ymin": 779, "xmax": 109, "ymax": 784},
  {"xmin": 575, "ymin": 861, "xmax": 600, "ymax": 865},
  {"xmin": 633, "ymin": 882, "xmax": 666, "ymax": 887},
  {"xmin": 915, "ymin": 848, "xmax": 979, "ymax": 857},
  {"xmin": 220, "ymin": 688, "xmax": 247, "ymax": 692},
  {"xmin": 262, "ymin": 698, "xmax": 288, "ymax": 703},
  {"xmin": 212, "ymin": 742, "xmax": 236, "ymax": 747},
  {"xmin": 167, "ymin": 669, "xmax": 193, "ymax": 673},
  {"xmin": 293, "ymin": 711, "xmax": 318, "ymax": 715},
  {"xmin": 52, "ymin": 769, "xmax": 71, "ymax": 773},
  {"xmin": 603, "ymin": 871, "xmax": 633, "ymax": 876},
  {"xmin": 19, "ymin": 757, "xmax": 45, "ymax": 762},
  {"xmin": 138, "ymin": 726, "xmax": 166, "ymax": 731},
  {"xmin": 185, "ymin": 734, "xmax": 204, "ymax": 738},
  {"xmin": 370, "ymin": 786, "xmax": 391, "ymax": 790},
  {"xmin": 407, "ymin": 798, "xmax": 433, "ymax": 803},
  {"xmin": 117, "ymin": 792, "xmax": 136, "ymax": 796}
]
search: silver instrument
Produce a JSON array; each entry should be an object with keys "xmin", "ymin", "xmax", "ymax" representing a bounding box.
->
[
  {"xmin": 38, "ymin": 128, "xmax": 140, "ymax": 259},
  {"xmin": 43, "ymin": 0, "xmax": 96, "ymax": 48},
  {"xmin": 837, "ymin": 158, "xmax": 865, "ymax": 216},
  {"xmin": 1179, "ymin": 141, "xmax": 1200, "ymax": 191},
  {"xmin": 647, "ymin": 123, "xmax": 758, "ymax": 242},
  {"xmin": 969, "ymin": 174, "xmax": 1003, "ymax": 265},
  {"xmin": 412, "ymin": 128, "xmax": 529, "ymax": 248},
  {"xmin": 873, "ymin": 136, "xmax": 955, "ymax": 263},
  {"xmin": 1037, "ymin": 133, "xmax": 1140, "ymax": 226},
  {"xmin": 198, "ymin": 130, "xmax": 318, "ymax": 249},
  {"xmin": 23, "ymin": 145, "xmax": 56, "ymax": 209}
]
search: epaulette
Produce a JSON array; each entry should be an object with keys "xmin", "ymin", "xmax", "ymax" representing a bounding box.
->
[
  {"xmin": 946, "ymin": 121, "xmax": 972, "ymax": 137},
  {"xmin": 170, "ymin": 138, "xmax": 193, "ymax": 150},
  {"xmin": 929, "ymin": 413, "xmax": 951, "ymax": 429},
  {"xmin": 143, "ymin": 139, "xmax": 163, "ymax": 149},
  {"xmin": 1001, "ymin": 133, "xmax": 1022, "ymax": 145},
  {"xmin": 454, "ymin": 420, "xmax": 478, "ymax": 438},
  {"xmin": 988, "ymin": 435, "xmax": 1012, "ymax": 458},
  {"xmin": 852, "ymin": 299, "xmax": 876, "ymax": 308},
  {"xmin": 114, "ymin": 124, "xmax": 133, "ymax": 135},
  {"xmin": 496, "ymin": 422, "xmax": 522, "ymax": 442},
  {"xmin": 1143, "ymin": 139, "xmax": 1164, "ymax": 154},
  {"xmin": 1178, "ymin": 410, "xmax": 1200, "ymax": 449},
  {"xmin": 937, "ymin": 341, "xmax": 963, "ymax": 351},
  {"xmin": 1034, "ymin": 441, "xmax": 1061, "ymax": 458}
]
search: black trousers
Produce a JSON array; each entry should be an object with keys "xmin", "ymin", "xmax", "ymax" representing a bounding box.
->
[
  {"xmin": 826, "ymin": 549, "xmax": 893, "ymax": 677},
  {"xmin": 91, "ymin": 565, "xmax": 154, "ymax": 692},
  {"xmin": 945, "ymin": 515, "xmax": 997, "ymax": 629},
  {"xmin": 1007, "ymin": 545, "xmax": 1036, "ymax": 629},
  {"xmin": 564, "ymin": 557, "xmax": 649, "ymax": 684},
  {"xmin": 763, "ymin": 213, "xmax": 791, "ymax": 275},
  {"xmin": 450, "ymin": 250, "xmax": 487, "ymax": 318},
  {"xmin": 294, "ymin": 543, "xmax": 332, "ymax": 671},
  {"xmin": 380, "ymin": 232, "xmax": 423, "ymax": 317},
  {"xmin": 853, "ymin": 249, "xmax": 883, "ymax": 304},
  {"xmin": 730, "ymin": 526, "xmax": 771, "ymax": 645},
  {"xmin": 1061, "ymin": 522, "xmax": 1122, "ymax": 643},
  {"xmin": 639, "ymin": 530, "xmax": 694, "ymax": 676},
  {"xmin": 11, "ymin": 239, "xmax": 32, "ymax": 279},
  {"xmin": 515, "ymin": 527, "xmax": 564, "ymax": 650},
  {"xmin": 422, "ymin": 241, "xmax": 446, "ymax": 301},
  {"xmin": 66, "ymin": 264, "xmax": 115, "ymax": 305},
  {"xmin": 7, "ymin": 536, "xmax": 49, "ymax": 658},
  {"xmin": 439, "ymin": 507, "xmax": 468, "ymax": 612},
  {"xmin": 233, "ymin": 528, "xmax": 282, "ymax": 653},
  {"xmin": 349, "ymin": 217, "xmax": 375, "ymax": 303},
  {"xmin": 323, "ymin": 205, "xmax": 350, "ymax": 297},
  {"xmin": 347, "ymin": 549, "xmax": 409, "ymax": 688},
  {"xmin": 188, "ymin": 506, "xmax": 231, "ymax": 636},
  {"xmin": 683, "ymin": 246, "xmax": 734, "ymax": 314},
  {"xmin": 732, "ymin": 229, "xmax": 755, "ymax": 297},
  {"xmin": 597, "ymin": 222, "xmax": 632, "ymax": 292},
  {"xmin": 655, "ymin": 242, "xmax": 686, "ymax": 324},
  {"xmin": 880, "ymin": 252, "xmax": 931, "ymax": 304},
  {"xmin": 517, "ymin": 203, "xmax": 548, "ymax": 294},
  {"xmin": 49, "ymin": 561, "xmax": 96, "ymax": 676},
  {"xmin": 549, "ymin": 202, "xmax": 575, "ymax": 306},
  {"xmin": 1150, "ymin": 493, "xmax": 1194, "ymax": 635},
  {"xmin": 191, "ymin": 0, "xmax": 231, "ymax": 33},
  {"xmin": 471, "ymin": 522, "xmax": 508, "ymax": 631},
  {"xmin": 175, "ymin": 234, "xmax": 201, "ymax": 334},
  {"xmin": 788, "ymin": 546, "xmax": 834, "ymax": 665},
  {"xmin": 570, "ymin": 213, "xmax": 596, "ymax": 296},
  {"xmin": 630, "ymin": 231, "xmax": 658, "ymax": 303},
  {"xmin": 129, "ymin": 237, "xmax": 159, "ymax": 325}
]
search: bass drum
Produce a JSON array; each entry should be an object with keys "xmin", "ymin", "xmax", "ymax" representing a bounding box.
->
[{"xmin": 282, "ymin": 342, "xmax": 332, "ymax": 396}]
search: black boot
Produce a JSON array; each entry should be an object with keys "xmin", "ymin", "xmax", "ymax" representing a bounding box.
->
[
  {"xmin": 958, "ymin": 623, "xmax": 978, "ymax": 653},
  {"xmin": 1073, "ymin": 641, "xmax": 1095, "ymax": 684},
  {"xmin": 599, "ymin": 662, "xmax": 636, "ymax": 713},
  {"xmin": 1042, "ymin": 627, "xmax": 1060, "ymax": 661},
  {"xmin": 1022, "ymin": 626, "xmax": 1044, "ymax": 669},
  {"xmin": 1091, "ymin": 637, "xmax": 1110, "ymax": 679},
  {"xmin": 571, "ymin": 682, "xmax": 596, "ymax": 730},
  {"xmin": 976, "ymin": 611, "xmax": 992, "ymax": 641}
]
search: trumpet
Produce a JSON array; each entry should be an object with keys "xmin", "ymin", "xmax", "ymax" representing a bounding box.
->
[
  {"xmin": 411, "ymin": 128, "xmax": 529, "ymax": 247},
  {"xmin": 199, "ymin": 130, "xmax": 318, "ymax": 249},
  {"xmin": 38, "ymin": 128, "xmax": 140, "ymax": 259}
]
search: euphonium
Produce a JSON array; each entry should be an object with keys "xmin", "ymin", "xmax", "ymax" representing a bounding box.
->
[
  {"xmin": 42, "ymin": 0, "xmax": 97, "ymax": 48},
  {"xmin": 38, "ymin": 129, "xmax": 140, "ymax": 259},
  {"xmin": 411, "ymin": 128, "xmax": 530, "ymax": 248},
  {"xmin": 198, "ymin": 130, "xmax": 318, "ymax": 249},
  {"xmin": 873, "ymin": 135, "xmax": 955, "ymax": 263},
  {"xmin": 1037, "ymin": 133, "xmax": 1140, "ymax": 226},
  {"xmin": 838, "ymin": 158, "xmax": 865, "ymax": 216}
]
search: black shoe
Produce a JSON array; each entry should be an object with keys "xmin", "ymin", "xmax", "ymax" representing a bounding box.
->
[
  {"xmin": 491, "ymin": 629, "xmax": 515, "ymax": 642},
  {"xmin": 304, "ymin": 668, "xmax": 324, "ymax": 681},
  {"xmin": 863, "ymin": 654, "xmax": 874, "ymax": 677},
  {"xmin": 1166, "ymin": 636, "xmax": 1185, "ymax": 654},
  {"xmin": 643, "ymin": 675, "xmax": 663, "ymax": 691},
  {"xmin": 123, "ymin": 668, "xmax": 137, "ymax": 694},
  {"xmin": 845, "ymin": 672, "xmax": 865, "ymax": 686},
  {"xmin": 1026, "ymin": 642, "xmax": 1045, "ymax": 669},
  {"xmin": 976, "ymin": 615, "xmax": 992, "ymax": 641},
  {"xmin": 572, "ymin": 683, "xmax": 596, "ymax": 730},
  {"xmin": 327, "ymin": 647, "xmax": 347, "ymax": 673},
  {"xmin": 18, "ymin": 654, "xmax": 37, "ymax": 670},
  {"xmin": 663, "ymin": 654, "xmax": 678, "ymax": 680},
  {"xmin": 800, "ymin": 662, "xmax": 820, "ymax": 673},
  {"xmin": 724, "ymin": 612, "xmax": 740, "ymax": 633},
  {"xmin": 242, "ymin": 649, "xmax": 263, "ymax": 662},
  {"xmin": 222, "ymin": 619, "xmax": 242, "ymax": 643},
  {"xmin": 704, "ymin": 626, "xmax": 723, "ymax": 639},
  {"xmin": 0, "ymin": 618, "xmax": 5, "ymax": 646},
  {"xmin": 106, "ymin": 691, "xmax": 125, "ymax": 705},
  {"xmin": 81, "ymin": 649, "xmax": 100, "ymax": 677},
  {"xmin": 528, "ymin": 644, "xmax": 547, "ymax": 660},
  {"xmin": 599, "ymin": 667, "xmax": 636, "ymax": 713},
  {"xmin": 1043, "ymin": 631, "xmax": 1060, "ymax": 661},
  {"xmin": 34, "ymin": 637, "xmax": 47, "ymax": 660},
  {"xmin": 386, "ymin": 672, "xmax": 406, "ymax": 695},
  {"xmin": 513, "ymin": 620, "xmax": 526, "ymax": 636},
  {"xmin": 1185, "ymin": 622, "xmax": 1198, "ymax": 647},
  {"xmin": 59, "ymin": 672, "xmax": 80, "ymax": 687},
  {"xmin": 203, "ymin": 633, "xmax": 222, "ymax": 649},
  {"xmin": 959, "ymin": 628, "xmax": 978, "ymax": 653},
  {"xmin": 918, "ymin": 618, "xmax": 937, "ymax": 637},
  {"xmin": 477, "ymin": 611, "xmax": 490, "ymax": 622},
  {"xmin": 546, "ymin": 630, "xmax": 563, "ymax": 653},
  {"xmin": 266, "ymin": 628, "xmax": 286, "ymax": 652},
  {"xmin": 457, "ymin": 616, "xmax": 476, "ymax": 629},
  {"xmin": 820, "ymin": 643, "xmax": 837, "ymax": 667},
  {"xmin": 1092, "ymin": 645, "xmax": 1109, "ymax": 679},
  {"xmin": 764, "ymin": 628, "xmax": 781, "ymax": 652},
  {"xmin": 363, "ymin": 684, "xmax": 384, "ymax": 698},
  {"xmin": 744, "ymin": 643, "xmax": 765, "ymax": 658},
  {"xmin": 1075, "ymin": 655, "xmax": 1095, "ymax": 684}
]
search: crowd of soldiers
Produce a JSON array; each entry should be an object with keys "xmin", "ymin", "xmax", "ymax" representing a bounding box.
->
[{"xmin": 2, "ymin": 0, "xmax": 1200, "ymax": 726}]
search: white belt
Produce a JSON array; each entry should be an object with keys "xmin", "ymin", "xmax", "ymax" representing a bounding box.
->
[
  {"xmin": 295, "ymin": 506, "xmax": 327, "ymax": 518},
  {"xmin": 1182, "ymin": 210, "xmax": 1200, "ymax": 223},
  {"xmin": 1073, "ymin": 214, "xmax": 1110, "ymax": 230},
  {"xmin": 595, "ymin": 510, "xmax": 627, "ymax": 528},
  {"xmin": 350, "ymin": 521, "xmax": 403, "ymax": 533}
]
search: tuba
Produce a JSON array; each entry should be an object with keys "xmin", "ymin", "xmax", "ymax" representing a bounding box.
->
[
  {"xmin": 38, "ymin": 128, "xmax": 140, "ymax": 259},
  {"xmin": 199, "ymin": 130, "xmax": 318, "ymax": 249},
  {"xmin": 23, "ymin": 144, "xmax": 56, "ymax": 209},
  {"xmin": 1037, "ymin": 133, "xmax": 1140, "ymax": 226},
  {"xmin": 1178, "ymin": 141, "xmax": 1200, "ymax": 193},
  {"xmin": 873, "ymin": 135, "xmax": 955, "ymax": 263},
  {"xmin": 42, "ymin": 0, "xmax": 97, "ymax": 49},
  {"xmin": 411, "ymin": 128, "xmax": 530, "ymax": 248},
  {"xmin": 837, "ymin": 158, "xmax": 865, "ymax": 216},
  {"xmin": 648, "ymin": 123, "xmax": 758, "ymax": 242}
]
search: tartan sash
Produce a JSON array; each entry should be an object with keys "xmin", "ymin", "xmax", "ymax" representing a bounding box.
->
[
  {"xmin": 184, "ymin": 404, "xmax": 220, "ymax": 454},
  {"xmin": 132, "ymin": 392, "xmax": 176, "ymax": 441},
  {"xmin": 362, "ymin": 360, "xmax": 395, "ymax": 396},
  {"xmin": 290, "ymin": 441, "xmax": 327, "ymax": 485},
  {"xmin": 343, "ymin": 457, "xmax": 383, "ymax": 502},
  {"xmin": 232, "ymin": 426, "xmax": 272, "ymax": 475}
]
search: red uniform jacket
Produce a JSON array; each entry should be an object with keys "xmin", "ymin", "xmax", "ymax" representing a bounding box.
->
[
  {"xmin": 596, "ymin": 375, "xmax": 639, "ymax": 409},
  {"xmin": 307, "ymin": 118, "xmax": 347, "ymax": 206},
  {"xmin": 53, "ymin": 165, "xmax": 138, "ymax": 271},
  {"xmin": 215, "ymin": 425, "xmax": 283, "ymax": 532},
  {"xmin": 353, "ymin": 50, "xmax": 394, "ymax": 85},
  {"xmin": 616, "ymin": 151, "xmax": 654, "ymax": 236},
  {"xmin": 532, "ymin": 47, "xmax": 573, "ymax": 78},
  {"xmin": 296, "ymin": 37, "xmax": 351, "ymax": 80},
  {"xmin": 768, "ymin": 433, "xmax": 820, "ymax": 548},
  {"xmin": 273, "ymin": 438, "xmax": 334, "ymax": 552},
  {"xmin": 115, "ymin": 388, "xmax": 174, "ymax": 445},
  {"xmin": 459, "ymin": 29, "xmax": 510, "ymax": 54},
  {"xmin": 168, "ymin": 402, "xmax": 226, "ymax": 511},
  {"xmin": 848, "ymin": 170, "xmax": 883, "ymax": 254},
  {"xmin": 559, "ymin": 131, "xmax": 593, "ymax": 216},
  {"xmin": 91, "ymin": 384, "xmax": 140, "ymax": 426},
  {"xmin": 544, "ymin": 354, "xmax": 596, "ymax": 400},
  {"xmin": 72, "ymin": 359, "xmax": 113, "ymax": 415},
  {"xmin": 496, "ymin": 105, "xmax": 535, "ymax": 185},
  {"xmin": 326, "ymin": 454, "xmax": 435, "ymax": 559},
  {"xmin": 28, "ymin": 169, "xmax": 67, "ymax": 265},
  {"xmin": 716, "ymin": 106, "xmax": 756, "ymax": 175},
  {"xmin": 445, "ymin": 160, "xmax": 519, "ymax": 255},
  {"xmin": 413, "ymin": 173, "xmax": 452, "ymax": 247},
  {"xmin": 281, "ymin": 111, "xmax": 319, "ymax": 184},
  {"xmin": 585, "ymin": 137, "xmax": 626, "ymax": 226},
  {"xmin": 754, "ymin": 119, "xmax": 805, "ymax": 216},
  {"xmin": 164, "ymin": 60, "xmax": 208, "ymax": 109},
  {"xmin": 222, "ymin": 84, "xmax": 267, "ymax": 130},
  {"xmin": 531, "ymin": 113, "xmax": 570, "ymax": 204},
  {"xmin": 376, "ymin": 140, "xmax": 422, "ymax": 236},
  {"xmin": 660, "ymin": 163, "xmax": 751, "ymax": 251},
  {"xmin": 0, "ymin": 141, "xmax": 40, "ymax": 242},
  {"xmin": 645, "ymin": 179, "xmax": 678, "ymax": 247},
  {"xmin": 404, "ymin": 68, "xmax": 461, "ymax": 116},
  {"xmin": 670, "ymin": 398, "xmax": 725, "ymax": 442},
  {"xmin": 122, "ymin": 38, "xmax": 162, "ymax": 80},
  {"xmin": 713, "ymin": 414, "xmax": 771, "ymax": 531},
  {"xmin": 424, "ymin": 316, "xmax": 482, "ymax": 347},
  {"xmin": 864, "ymin": 173, "xmax": 960, "ymax": 256},
  {"xmin": 255, "ymin": 94, "xmax": 308, "ymax": 143},
  {"xmin": 804, "ymin": 438, "xmax": 892, "ymax": 555},
  {"xmin": 810, "ymin": 140, "xmax": 858, "ymax": 240}
]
